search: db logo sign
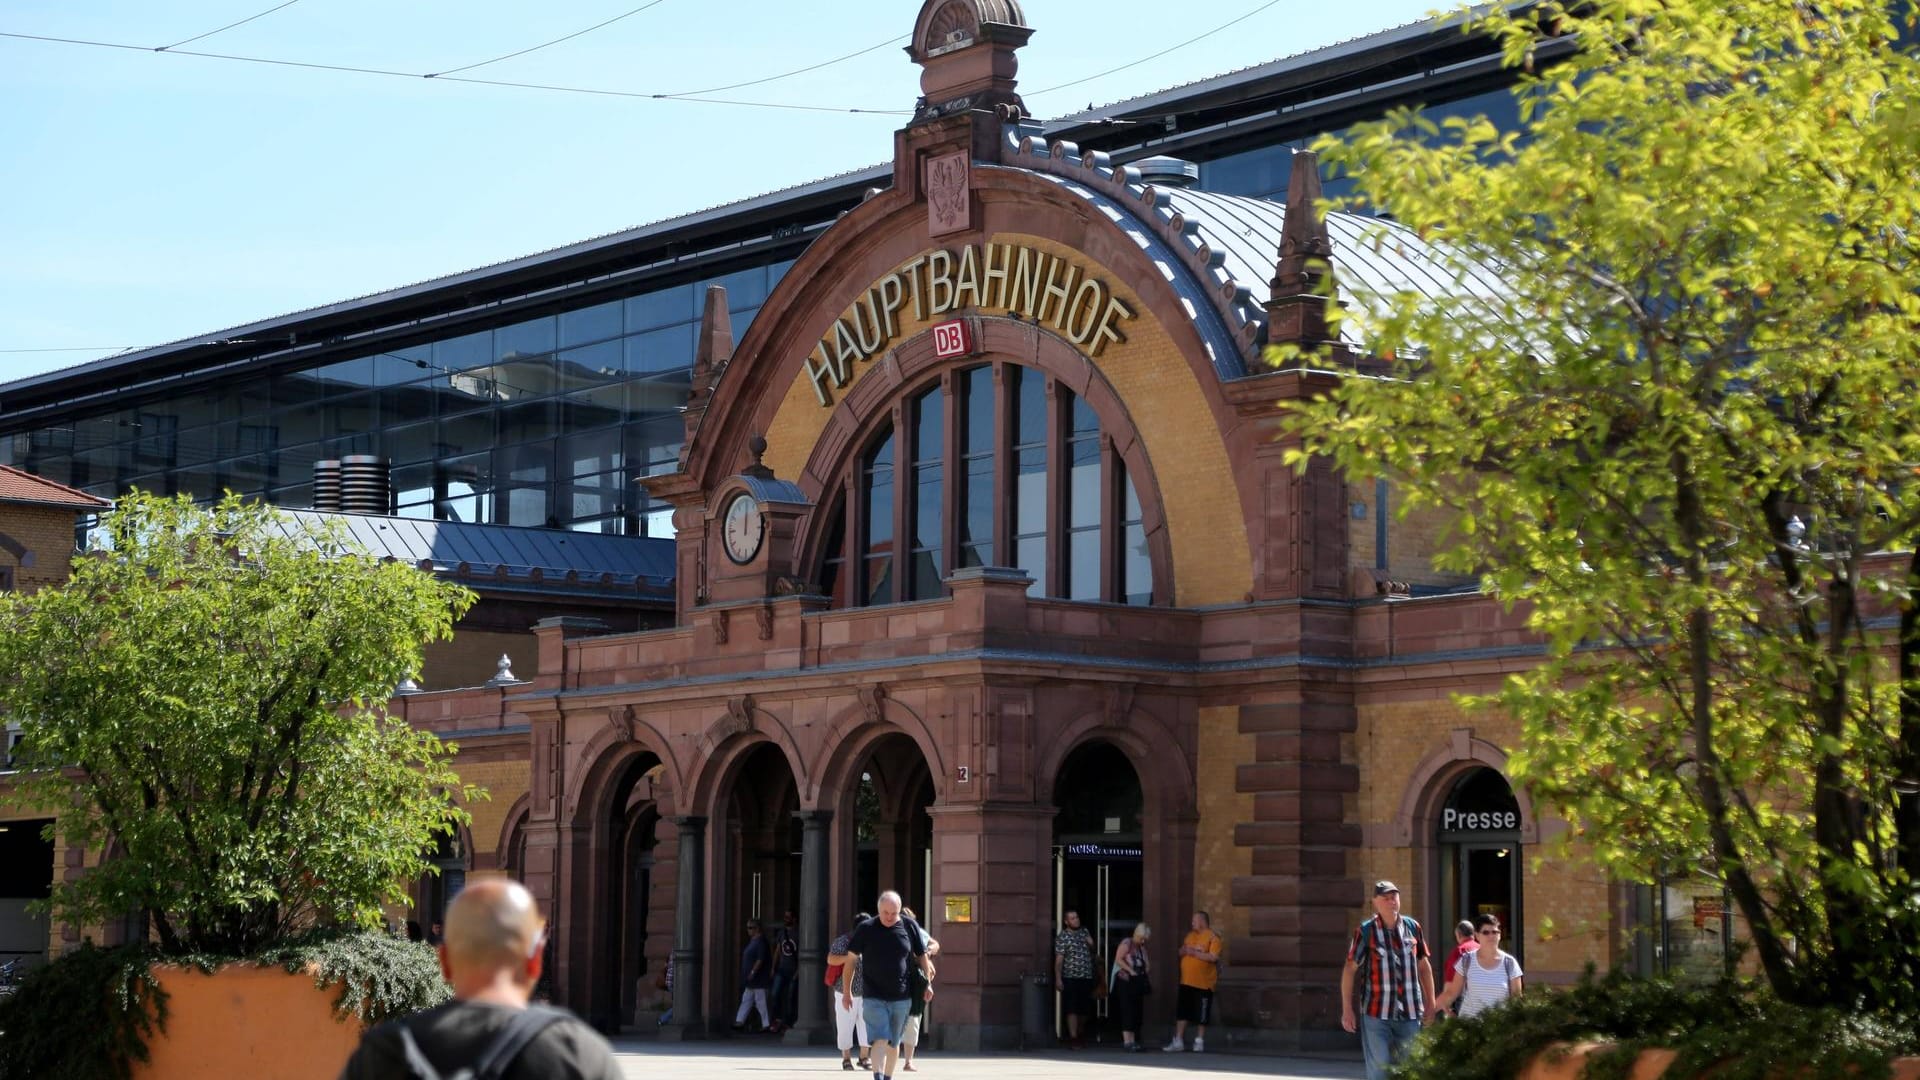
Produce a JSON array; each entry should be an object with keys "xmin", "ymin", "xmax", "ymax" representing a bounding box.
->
[{"xmin": 932, "ymin": 319, "xmax": 972, "ymax": 359}]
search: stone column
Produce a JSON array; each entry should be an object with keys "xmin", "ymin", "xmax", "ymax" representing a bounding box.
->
[
  {"xmin": 665, "ymin": 815, "xmax": 708, "ymax": 1038},
  {"xmin": 786, "ymin": 810, "xmax": 833, "ymax": 1045}
]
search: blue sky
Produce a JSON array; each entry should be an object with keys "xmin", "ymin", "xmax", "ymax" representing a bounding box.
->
[{"xmin": 0, "ymin": 0, "xmax": 1442, "ymax": 384}]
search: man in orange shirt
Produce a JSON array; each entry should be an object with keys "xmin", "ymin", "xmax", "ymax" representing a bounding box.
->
[{"xmin": 1163, "ymin": 910, "xmax": 1223, "ymax": 1053}]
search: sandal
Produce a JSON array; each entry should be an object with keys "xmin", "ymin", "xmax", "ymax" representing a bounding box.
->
[
  {"xmin": 857, "ymin": 1058, "xmax": 871, "ymax": 1070},
  {"xmin": 842, "ymin": 1060, "xmax": 854, "ymax": 1071}
]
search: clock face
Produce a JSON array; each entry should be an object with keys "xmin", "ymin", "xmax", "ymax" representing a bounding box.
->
[{"xmin": 721, "ymin": 492, "xmax": 764, "ymax": 565}]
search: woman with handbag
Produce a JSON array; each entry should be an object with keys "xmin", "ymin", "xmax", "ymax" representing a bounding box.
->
[{"xmin": 1110, "ymin": 923, "xmax": 1153, "ymax": 1051}]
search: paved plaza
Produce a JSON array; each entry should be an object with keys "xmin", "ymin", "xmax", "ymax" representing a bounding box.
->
[{"xmin": 604, "ymin": 1039, "xmax": 1367, "ymax": 1079}]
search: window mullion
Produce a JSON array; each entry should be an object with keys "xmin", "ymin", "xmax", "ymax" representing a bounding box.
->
[
  {"xmin": 1043, "ymin": 378, "xmax": 1065, "ymax": 599},
  {"xmin": 892, "ymin": 402, "xmax": 909, "ymax": 601},
  {"xmin": 846, "ymin": 471, "xmax": 864, "ymax": 608},
  {"xmin": 992, "ymin": 363, "xmax": 1011, "ymax": 567},
  {"xmin": 1100, "ymin": 435, "xmax": 1120, "ymax": 603},
  {"xmin": 942, "ymin": 369, "xmax": 961, "ymax": 590}
]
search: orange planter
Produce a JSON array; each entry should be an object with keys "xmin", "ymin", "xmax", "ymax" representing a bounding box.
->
[
  {"xmin": 1518, "ymin": 1043, "xmax": 1678, "ymax": 1080},
  {"xmin": 129, "ymin": 964, "xmax": 363, "ymax": 1080},
  {"xmin": 1520, "ymin": 1042, "xmax": 1920, "ymax": 1080}
]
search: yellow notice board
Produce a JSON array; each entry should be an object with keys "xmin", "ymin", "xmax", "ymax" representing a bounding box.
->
[{"xmin": 944, "ymin": 896, "xmax": 973, "ymax": 924}]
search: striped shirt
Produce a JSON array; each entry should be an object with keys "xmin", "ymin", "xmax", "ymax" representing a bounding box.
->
[
  {"xmin": 1347, "ymin": 915, "xmax": 1430, "ymax": 1020},
  {"xmin": 1453, "ymin": 949, "xmax": 1522, "ymax": 1018}
]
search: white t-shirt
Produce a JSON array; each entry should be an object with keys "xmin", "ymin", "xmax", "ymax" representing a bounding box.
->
[{"xmin": 1454, "ymin": 949, "xmax": 1522, "ymax": 1017}]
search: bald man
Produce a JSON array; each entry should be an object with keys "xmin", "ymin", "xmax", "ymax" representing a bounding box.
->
[{"xmin": 339, "ymin": 879, "xmax": 621, "ymax": 1080}]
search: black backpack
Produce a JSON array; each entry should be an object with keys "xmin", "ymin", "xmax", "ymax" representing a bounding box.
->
[{"xmin": 385, "ymin": 1005, "xmax": 568, "ymax": 1080}]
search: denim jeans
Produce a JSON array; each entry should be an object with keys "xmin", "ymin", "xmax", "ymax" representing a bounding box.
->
[
  {"xmin": 861, "ymin": 996, "xmax": 912, "ymax": 1047},
  {"xmin": 1360, "ymin": 1014, "xmax": 1422, "ymax": 1080},
  {"xmin": 770, "ymin": 970, "xmax": 795, "ymax": 1023}
]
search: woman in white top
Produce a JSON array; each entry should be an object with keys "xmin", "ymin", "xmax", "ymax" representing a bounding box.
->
[{"xmin": 1430, "ymin": 914, "xmax": 1523, "ymax": 1019}]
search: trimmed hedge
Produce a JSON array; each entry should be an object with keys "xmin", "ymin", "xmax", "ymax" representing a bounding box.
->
[{"xmin": 1399, "ymin": 970, "xmax": 1920, "ymax": 1080}]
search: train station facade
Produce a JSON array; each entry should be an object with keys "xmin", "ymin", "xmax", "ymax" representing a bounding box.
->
[
  {"xmin": 0, "ymin": 0, "xmax": 1719, "ymax": 1051},
  {"xmin": 383, "ymin": 1, "xmax": 1622, "ymax": 1050}
]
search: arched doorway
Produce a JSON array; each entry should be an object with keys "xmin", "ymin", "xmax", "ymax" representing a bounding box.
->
[
  {"xmin": 581, "ymin": 749, "xmax": 664, "ymax": 1031},
  {"xmin": 614, "ymin": 767, "xmax": 664, "ymax": 1029},
  {"xmin": 842, "ymin": 733, "xmax": 935, "ymax": 925},
  {"xmin": 718, "ymin": 742, "xmax": 802, "ymax": 1032},
  {"xmin": 1434, "ymin": 767, "xmax": 1524, "ymax": 961},
  {"xmin": 1051, "ymin": 741, "xmax": 1145, "ymax": 1039}
]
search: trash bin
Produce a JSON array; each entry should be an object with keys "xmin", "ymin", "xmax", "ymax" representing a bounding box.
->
[{"xmin": 1020, "ymin": 972, "xmax": 1052, "ymax": 1048}]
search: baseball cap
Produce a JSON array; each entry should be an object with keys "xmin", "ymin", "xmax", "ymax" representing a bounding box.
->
[{"xmin": 1373, "ymin": 881, "xmax": 1401, "ymax": 896}]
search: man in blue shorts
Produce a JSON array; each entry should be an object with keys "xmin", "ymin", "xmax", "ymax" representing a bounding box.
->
[{"xmin": 841, "ymin": 890, "xmax": 934, "ymax": 1080}]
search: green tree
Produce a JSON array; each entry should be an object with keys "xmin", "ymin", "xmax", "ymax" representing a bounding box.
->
[
  {"xmin": 1279, "ymin": 0, "xmax": 1920, "ymax": 1009},
  {"xmin": 0, "ymin": 493, "xmax": 479, "ymax": 956}
]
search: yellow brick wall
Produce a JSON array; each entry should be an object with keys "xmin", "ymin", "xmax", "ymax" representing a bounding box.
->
[
  {"xmin": 762, "ymin": 234, "xmax": 1254, "ymax": 606},
  {"xmin": 1192, "ymin": 706, "xmax": 1255, "ymax": 944},
  {"xmin": 448, "ymin": 759, "xmax": 531, "ymax": 864},
  {"xmin": 1352, "ymin": 698, "xmax": 1616, "ymax": 979},
  {"xmin": 0, "ymin": 505, "xmax": 84, "ymax": 594},
  {"xmin": 423, "ymin": 629, "xmax": 536, "ymax": 692},
  {"xmin": 1345, "ymin": 476, "xmax": 1474, "ymax": 591}
]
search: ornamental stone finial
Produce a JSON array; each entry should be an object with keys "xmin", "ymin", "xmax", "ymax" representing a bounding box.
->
[{"xmin": 487, "ymin": 653, "xmax": 523, "ymax": 686}]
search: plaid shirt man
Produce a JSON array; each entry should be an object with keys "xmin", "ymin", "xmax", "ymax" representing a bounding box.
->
[{"xmin": 1347, "ymin": 913, "xmax": 1430, "ymax": 1020}]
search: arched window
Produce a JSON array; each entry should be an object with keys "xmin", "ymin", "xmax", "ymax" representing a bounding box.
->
[{"xmin": 816, "ymin": 362, "xmax": 1158, "ymax": 607}]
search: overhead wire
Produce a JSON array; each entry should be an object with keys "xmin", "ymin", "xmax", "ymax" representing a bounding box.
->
[
  {"xmin": 658, "ymin": 32, "xmax": 907, "ymax": 97},
  {"xmin": 1026, "ymin": 0, "xmax": 1286, "ymax": 98},
  {"xmin": 426, "ymin": 0, "xmax": 672, "ymax": 78},
  {"xmin": 156, "ymin": 0, "xmax": 303, "ymax": 52},
  {"xmin": 0, "ymin": 346, "xmax": 150, "ymax": 354},
  {"xmin": 0, "ymin": 30, "xmax": 911, "ymax": 114}
]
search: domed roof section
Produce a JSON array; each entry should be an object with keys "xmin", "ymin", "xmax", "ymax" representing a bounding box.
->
[
  {"xmin": 910, "ymin": 0, "xmax": 1029, "ymax": 62},
  {"xmin": 998, "ymin": 130, "xmax": 1516, "ymax": 377}
]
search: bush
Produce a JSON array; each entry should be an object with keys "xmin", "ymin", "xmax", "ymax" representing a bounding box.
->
[
  {"xmin": 1398, "ymin": 970, "xmax": 1920, "ymax": 1080},
  {"xmin": 0, "ymin": 931, "xmax": 449, "ymax": 1080}
]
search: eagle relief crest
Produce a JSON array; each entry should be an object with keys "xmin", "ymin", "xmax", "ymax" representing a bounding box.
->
[{"xmin": 926, "ymin": 152, "xmax": 970, "ymax": 236}]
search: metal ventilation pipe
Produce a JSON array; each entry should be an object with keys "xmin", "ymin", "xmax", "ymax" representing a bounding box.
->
[
  {"xmin": 1132, "ymin": 155, "xmax": 1200, "ymax": 188},
  {"xmin": 312, "ymin": 460, "xmax": 343, "ymax": 512},
  {"xmin": 338, "ymin": 455, "xmax": 392, "ymax": 515}
]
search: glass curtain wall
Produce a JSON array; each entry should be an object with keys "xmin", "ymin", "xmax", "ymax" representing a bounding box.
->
[{"xmin": 1, "ymin": 261, "xmax": 791, "ymax": 538}]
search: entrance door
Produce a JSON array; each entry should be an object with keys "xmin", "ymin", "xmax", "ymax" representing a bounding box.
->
[
  {"xmin": 1435, "ymin": 767, "xmax": 1524, "ymax": 962},
  {"xmin": 1453, "ymin": 842, "xmax": 1519, "ymax": 942},
  {"xmin": 1052, "ymin": 841, "xmax": 1142, "ymax": 1037}
]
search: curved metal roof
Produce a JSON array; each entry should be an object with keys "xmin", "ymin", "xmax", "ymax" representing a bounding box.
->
[
  {"xmin": 278, "ymin": 510, "xmax": 676, "ymax": 599},
  {"xmin": 1158, "ymin": 188, "xmax": 1514, "ymax": 354},
  {"xmin": 997, "ymin": 135, "xmax": 1512, "ymax": 370},
  {"xmin": 1010, "ymin": 169, "xmax": 1252, "ymax": 382}
]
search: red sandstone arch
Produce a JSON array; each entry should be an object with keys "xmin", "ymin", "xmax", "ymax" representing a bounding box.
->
[
  {"xmin": 1393, "ymin": 729, "xmax": 1541, "ymax": 847},
  {"xmin": 1034, "ymin": 701, "xmax": 1191, "ymax": 815},
  {"xmin": 790, "ymin": 322, "xmax": 1174, "ymax": 604},
  {"xmin": 691, "ymin": 172, "xmax": 1246, "ymax": 487},
  {"xmin": 676, "ymin": 163, "xmax": 1265, "ymax": 599},
  {"xmin": 493, "ymin": 792, "xmax": 532, "ymax": 874},
  {"xmin": 684, "ymin": 702, "xmax": 809, "ymax": 820},
  {"xmin": 809, "ymin": 690, "xmax": 947, "ymax": 809},
  {"xmin": 495, "ymin": 791, "xmax": 533, "ymax": 876},
  {"xmin": 568, "ymin": 717, "xmax": 680, "ymax": 831},
  {"xmin": 878, "ymin": 752, "xmax": 937, "ymax": 825}
]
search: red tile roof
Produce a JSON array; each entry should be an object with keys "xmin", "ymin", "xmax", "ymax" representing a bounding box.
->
[{"xmin": 0, "ymin": 465, "xmax": 112, "ymax": 510}]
